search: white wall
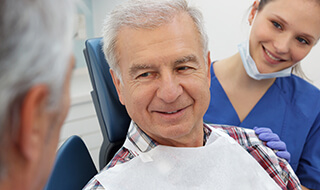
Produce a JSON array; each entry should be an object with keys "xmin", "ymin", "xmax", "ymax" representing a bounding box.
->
[
  {"xmin": 91, "ymin": 0, "xmax": 128, "ymax": 37},
  {"xmin": 90, "ymin": 0, "xmax": 320, "ymax": 88}
]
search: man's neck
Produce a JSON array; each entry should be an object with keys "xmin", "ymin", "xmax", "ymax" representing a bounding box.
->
[{"xmin": 146, "ymin": 124, "xmax": 205, "ymax": 148}]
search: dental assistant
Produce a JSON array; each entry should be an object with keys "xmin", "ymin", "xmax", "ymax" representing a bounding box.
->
[{"xmin": 203, "ymin": 0, "xmax": 320, "ymax": 189}]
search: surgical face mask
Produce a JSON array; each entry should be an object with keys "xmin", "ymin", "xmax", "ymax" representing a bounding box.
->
[{"xmin": 238, "ymin": 40, "xmax": 293, "ymax": 80}]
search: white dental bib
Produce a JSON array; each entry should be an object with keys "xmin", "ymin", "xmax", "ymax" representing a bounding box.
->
[{"xmin": 96, "ymin": 126, "xmax": 281, "ymax": 190}]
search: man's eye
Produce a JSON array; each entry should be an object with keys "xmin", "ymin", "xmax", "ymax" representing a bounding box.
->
[
  {"xmin": 139, "ymin": 72, "xmax": 151, "ymax": 77},
  {"xmin": 272, "ymin": 21, "xmax": 282, "ymax": 30},
  {"xmin": 137, "ymin": 72, "xmax": 152, "ymax": 79},
  {"xmin": 177, "ymin": 66, "xmax": 190, "ymax": 71},
  {"xmin": 176, "ymin": 66, "xmax": 195, "ymax": 74},
  {"xmin": 136, "ymin": 72, "xmax": 155, "ymax": 80}
]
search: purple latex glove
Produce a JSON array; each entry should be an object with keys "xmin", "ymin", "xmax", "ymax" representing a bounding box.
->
[{"xmin": 254, "ymin": 127, "xmax": 291, "ymax": 162}]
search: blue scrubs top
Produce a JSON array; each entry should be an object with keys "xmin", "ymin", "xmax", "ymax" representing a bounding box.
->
[{"xmin": 204, "ymin": 64, "xmax": 320, "ymax": 189}]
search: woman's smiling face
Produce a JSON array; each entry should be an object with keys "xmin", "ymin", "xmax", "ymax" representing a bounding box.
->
[{"xmin": 248, "ymin": 0, "xmax": 320, "ymax": 73}]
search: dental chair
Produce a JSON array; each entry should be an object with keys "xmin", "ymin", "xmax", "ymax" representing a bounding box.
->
[
  {"xmin": 83, "ymin": 37, "xmax": 131, "ymax": 170},
  {"xmin": 44, "ymin": 135, "xmax": 97, "ymax": 190}
]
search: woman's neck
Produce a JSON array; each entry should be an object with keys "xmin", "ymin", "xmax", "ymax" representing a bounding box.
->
[{"xmin": 214, "ymin": 53, "xmax": 276, "ymax": 90}]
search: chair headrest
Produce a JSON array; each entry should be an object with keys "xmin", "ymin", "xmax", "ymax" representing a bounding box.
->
[{"xmin": 85, "ymin": 38, "xmax": 130, "ymax": 142}]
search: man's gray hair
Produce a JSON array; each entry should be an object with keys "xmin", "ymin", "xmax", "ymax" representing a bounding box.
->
[
  {"xmin": 0, "ymin": 0, "xmax": 75, "ymax": 175},
  {"xmin": 102, "ymin": 0, "xmax": 209, "ymax": 80}
]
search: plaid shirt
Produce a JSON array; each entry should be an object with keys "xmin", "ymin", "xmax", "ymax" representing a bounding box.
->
[{"xmin": 83, "ymin": 122, "xmax": 301, "ymax": 190}]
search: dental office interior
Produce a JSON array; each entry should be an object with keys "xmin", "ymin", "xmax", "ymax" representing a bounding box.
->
[{"xmin": 64, "ymin": 0, "xmax": 320, "ymax": 170}]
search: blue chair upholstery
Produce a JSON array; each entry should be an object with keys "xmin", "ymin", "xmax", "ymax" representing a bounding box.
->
[
  {"xmin": 44, "ymin": 135, "xmax": 97, "ymax": 190},
  {"xmin": 83, "ymin": 37, "xmax": 131, "ymax": 170}
]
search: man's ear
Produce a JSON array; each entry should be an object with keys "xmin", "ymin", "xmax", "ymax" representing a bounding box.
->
[
  {"xmin": 18, "ymin": 85, "xmax": 49, "ymax": 161},
  {"xmin": 110, "ymin": 69, "xmax": 125, "ymax": 105},
  {"xmin": 248, "ymin": 0, "xmax": 259, "ymax": 25}
]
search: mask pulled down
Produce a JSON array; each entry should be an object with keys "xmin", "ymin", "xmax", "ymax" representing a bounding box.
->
[{"xmin": 238, "ymin": 40, "xmax": 294, "ymax": 80}]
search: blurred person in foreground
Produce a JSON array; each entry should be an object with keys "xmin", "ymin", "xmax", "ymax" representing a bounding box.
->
[{"xmin": 0, "ymin": 0, "xmax": 75, "ymax": 189}]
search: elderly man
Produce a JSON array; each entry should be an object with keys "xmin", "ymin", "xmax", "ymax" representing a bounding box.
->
[
  {"xmin": 0, "ymin": 0, "xmax": 75, "ymax": 189},
  {"xmin": 84, "ymin": 0, "xmax": 300, "ymax": 189}
]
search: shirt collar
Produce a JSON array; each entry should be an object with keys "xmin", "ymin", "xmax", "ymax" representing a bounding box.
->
[
  {"xmin": 127, "ymin": 120, "xmax": 212, "ymax": 153},
  {"xmin": 127, "ymin": 121, "xmax": 158, "ymax": 153}
]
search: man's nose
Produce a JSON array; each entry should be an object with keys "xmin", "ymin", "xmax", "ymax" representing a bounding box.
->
[{"xmin": 156, "ymin": 73, "xmax": 183, "ymax": 103}]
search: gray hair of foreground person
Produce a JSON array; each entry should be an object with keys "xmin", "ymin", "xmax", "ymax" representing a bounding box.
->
[
  {"xmin": 102, "ymin": 0, "xmax": 209, "ymax": 81},
  {"xmin": 0, "ymin": 0, "xmax": 74, "ymax": 176}
]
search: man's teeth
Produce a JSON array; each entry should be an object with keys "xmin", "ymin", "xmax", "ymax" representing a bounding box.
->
[
  {"xmin": 166, "ymin": 110, "xmax": 179, "ymax": 114},
  {"xmin": 265, "ymin": 49, "xmax": 281, "ymax": 61}
]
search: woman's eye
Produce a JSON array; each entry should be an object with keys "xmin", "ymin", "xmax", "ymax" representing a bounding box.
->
[
  {"xmin": 272, "ymin": 21, "xmax": 282, "ymax": 30},
  {"xmin": 297, "ymin": 37, "xmax": 309, "ymax": 45}
]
